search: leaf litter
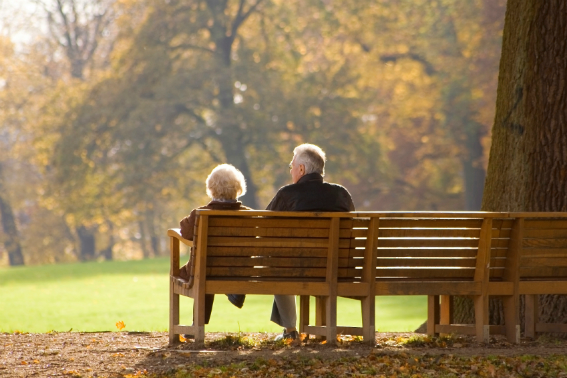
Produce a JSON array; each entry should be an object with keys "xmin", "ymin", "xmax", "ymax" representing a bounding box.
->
[{"xmin": 2, "ymin": 331, "xmax": 567, "ymax": 377}]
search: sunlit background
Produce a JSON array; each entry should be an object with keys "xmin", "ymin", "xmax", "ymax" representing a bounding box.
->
[{"xmin": 0, "ymin": 0, "xmax": 506, "ymax": 267}]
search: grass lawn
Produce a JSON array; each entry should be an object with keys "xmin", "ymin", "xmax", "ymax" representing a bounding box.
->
[{"xmin": 0, "ymin": 257, "xmax": 426, "ymax": 333}]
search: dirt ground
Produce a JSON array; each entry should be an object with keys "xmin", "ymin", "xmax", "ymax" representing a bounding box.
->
[{"xmin": 2, "ymin": 331, "xmax": 567, "ymax": 377}]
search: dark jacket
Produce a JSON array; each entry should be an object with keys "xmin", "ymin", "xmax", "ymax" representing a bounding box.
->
[{"xmin": 266, "ymin": 173, "xmax": 355, "ymax": 212}]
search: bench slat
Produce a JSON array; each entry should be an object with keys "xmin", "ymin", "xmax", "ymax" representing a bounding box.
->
[
  {"xmin": 521, "ymin": 249, "xmax": 567, "ymax": 258},
  {"xmin": 376, "ymin": 239, "xmax": 479, "ymax": 248},
  {"xmin": 523, "ymin": 239, "xmax": 567, "ymax": 248},
  {"xmin": 375, "ymin": 268, "xmax": 475, "ymax": 278},
  {"xmin": 520, "ymin": 257, "xmax": 567, "ymax": 267},
  {"xmin": 376, "ymin": 258, "xmax": 476, "ymax": 268},
  {"xmin": 378, "ymin": 219, "xmax": 484, "ymax": 228},
  {"xmin": 375, "ymin": 281, "xmax": 481, "ymax": 296},
  {"xmin": 207, "ymin": 256, "xmax": 329, "ymax": 268},
  {"xmin": 376, "ymin": 248, "xmax": 477, "ymax": 258},
  {"xmin": 524, "ymin": 220, "xmax": 567, "ymax": 229},
  {"xmin": 378, "ymin": 229, "xmax": 480, "ymax": 238},
  {"xmin": 206, "ymin": 246, "xmax": 328, "ymax": 257},
  {"xmin": 206, "ymin": 267, "xmax": 360, "ymax": 278},
  {"xmin": 519, "ymin": 281, "xmax": 567, "ymax": 294},
  {"xmin": 207, "ymin": 236, "xmax": 329, "ymax": 248},
  {"xmin": 209, "ymin": 217, "xmax": 331, "ymax": 228},
  {"xmin": 524, "ymin": 229, "xmax": 567, "ymax": 238},
  {"xmin": 207, "ymin": 226, "xmax": 364, "ymax": 238},
  {"xmin": 520, "ymin": 267, "xmax": 567, "ymax": 277}
]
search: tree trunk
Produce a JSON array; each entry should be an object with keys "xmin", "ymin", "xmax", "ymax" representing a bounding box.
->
[
  {"xmin": 0, "ymin": 167, "xmax": 24, "ymax": 266},
  {"xmin": 138, "ymin": 220, "xmax": 152, "ymax": 259},
  {"xmin": 76, "ymin": 225, "xmax": 96, "ymax": 261},
  {"xmin": 100, "ymin": 221, "xmax": 114, "ymax": 261},
  {"xmin": 209, "ymin": 4, "xmax": 259, "ymax": 209},
  {"xmin": 454, "ymin": 0, "xmax": 567, "ymax": 332},
  {"xmin": 462, "ymin": 123, "xmax": 486, "ymax": 210}
]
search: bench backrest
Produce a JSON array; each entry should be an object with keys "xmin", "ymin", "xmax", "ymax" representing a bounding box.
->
[
  {"xmin": 194, "ymin": 211, "xmax": 358, "ymax": 283},
  {"xmin": 191, "ymin": 211, "xmax": 567, "ymax": 286},
  {"xmin": 373, "ymin": 216, "xmax": 489, "ymax": 282},
  {"xmin": 519, "ymin": 217, "xmax": 567, "ymax": 280}
]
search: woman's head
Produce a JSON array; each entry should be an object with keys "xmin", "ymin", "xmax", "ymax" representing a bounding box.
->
[{"xmin": 206, "ymin": 164, "xmax": 247, "ymax": 200}]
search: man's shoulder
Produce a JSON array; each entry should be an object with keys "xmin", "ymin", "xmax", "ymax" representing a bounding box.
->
[
  {"xmin": 276, "ymin": 182, "xmax": 298, "ymax": 193},
  {"xmin": 323, "ymin": 181, "xmax": 349, "ymax": 190}
]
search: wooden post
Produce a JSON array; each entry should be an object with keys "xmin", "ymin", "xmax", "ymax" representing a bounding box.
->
[
  {"xmin": 474, "ymin": 217, "xmax": 493, "ymax": 343},
  {"xmin": 361, "ymin": 217, "xmax": 378, "ymax": 343},
  {"xmin": 193, "ymin": 214, "xmax": 209, "ymax": 346},
  {"xmin": 169, "ymin": 235, "xmax": 180, "ymax": 345},
  {"xmin": 325, "ymin": 217, "xmax": 340, "ymax": 345},
  {"xmin": 299, "ymin": 295, "xmax": 310, "ymax": 338},
  {"xmin": 524, "ymin": 294, "xmax": 538, "ymax": 338},
  {"xmin": 315, "ymin": 296, "xmax": 326, "ymax": 341},
  {"xmin": 439, "ymin": 295, "xmax": 453, "ymax": 337},
  {"xmin": 427, "ymin": 296, "xmax": 440, "ymax": 336},
  {"xmin": 502, "ymin": 217, "xmax": 522, "ymax": 343}
]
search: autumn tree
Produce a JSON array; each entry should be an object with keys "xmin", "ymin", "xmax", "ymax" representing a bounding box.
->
[
  {"xmin": 453, "ymin": 0, "xmax": 567, "ymax": 330},
  {"xmin": 34, "ymin": 0, "xmax": 118, "ymax": 261},
  {"xmin": 481, "ymin": 0, "xmax": 567, "ymax": 330}
]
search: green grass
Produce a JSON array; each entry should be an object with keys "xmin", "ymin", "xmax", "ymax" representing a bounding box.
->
[{"xmin": 0, "ymin": 257, "xmax": 426, "ymax": 333}]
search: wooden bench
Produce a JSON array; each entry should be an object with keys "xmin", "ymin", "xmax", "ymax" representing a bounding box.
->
[
  {"xmin": 168, "ymin": 210, "xmax": 370, "ymax": 346},
  {"xmin": 168, "ymin": 211, "xmax": 567, "ymax": 345},
  {"xmin": 514, "ymin": 214, "xmax": 567, "ymax": 337}
]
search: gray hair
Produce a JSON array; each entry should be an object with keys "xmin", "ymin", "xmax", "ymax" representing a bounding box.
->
[
  {"xmin": 206, "ymin": 164, "xmax": 247, "ymax": 200},
  {"xmin": 293, "ymin": 143, "xmax": 326, "ymax": 176}
]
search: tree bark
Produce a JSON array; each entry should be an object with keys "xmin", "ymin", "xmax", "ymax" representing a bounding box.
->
[
  {"xmin": 462, "ymin": 123, "xmax": 486, "ymax": 210},
  {"xmin": 482, "ymin": 1, "xmax": 567, "ymax": 212},
  {"xmin": 0, "ymin": 163, "xmax": 24, "ymax": 266},
  {"xmin": 454, "ymin": 0, "xmax": 567, "ymax": 331}
]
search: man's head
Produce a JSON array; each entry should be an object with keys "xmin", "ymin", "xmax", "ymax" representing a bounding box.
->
[
  {"xmin": 290, "ymin": 143, "xmax": 326, "ymax": 184},
  {"xmin": 206, "ymin": 164, "xmax": 247, "ymax": 200}
]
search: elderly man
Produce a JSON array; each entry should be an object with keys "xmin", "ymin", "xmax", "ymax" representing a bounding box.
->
[{"xmin": 266, "ymin": 143, "xmax": 355, "ymax": 340}]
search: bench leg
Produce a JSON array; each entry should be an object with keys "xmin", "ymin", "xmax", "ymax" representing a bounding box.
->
[
  {"xmin": 503, "ymin": 294, "xmax": 520, "ymax": 343},
  {"xmin": 325, "ymin": 295, "xmax": 337, "ymax": 345},
  {"xmin": 524, "ymin": 294, "xmax": 538, "ymax": 339},
  {"xmin": 439, "ymin": 295, "xmax": 453, "ymax": 337},
  {"xmin": 427, "ymin": 295, "xmax": 440, "ymax": 336},
  {"xmin": 474, "ymin": 295, "xmax": 490, "ymax": 343},
  {"xmin": 169, "ymin": 280, "xmax": 180, "ymax": 345},
  {"xmin": 361, "ymin": 296, "xmax": 375, "ymax": 344},
  {"xmin": 315, "ymin": 296, "xmax": 326, "ymax": 341},
  {"xmin": 192, "ymin": 290, "xmax": 207, "ymax": 347},
  {"xmin": 299, "ymin": 295, "xmax": 310, "ymax": 339}
]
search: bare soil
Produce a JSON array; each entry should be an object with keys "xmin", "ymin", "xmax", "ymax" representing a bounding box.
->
[{"xmin": 2, "ymin": 331, "xmax": 567, "ymax": 377}]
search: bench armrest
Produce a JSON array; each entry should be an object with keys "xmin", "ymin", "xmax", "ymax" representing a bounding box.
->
[{"xmin": 167, "ymin": 228, "xmax": 194, "ymax": 247}]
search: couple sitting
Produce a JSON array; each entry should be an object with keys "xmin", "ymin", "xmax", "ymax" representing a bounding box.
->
[{"xmin": 178, "ymin": 143, "xmax": 355, "ymax": 341}]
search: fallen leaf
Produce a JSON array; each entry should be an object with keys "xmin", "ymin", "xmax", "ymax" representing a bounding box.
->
[{"xmin": 116, "ymin": 321, "xmax": 126, "ymax": 331}]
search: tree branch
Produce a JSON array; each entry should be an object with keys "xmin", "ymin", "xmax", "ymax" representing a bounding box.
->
[
  {"xmin": 169, "ymin": 43, "xmax": 215, "ymax": 54},
  {"xmin": 380, "ymin": 53, "xmax": 436, "ymax": 76},
  {"xmin": 230, "ymin": 0, "xmax": 263, "ymax": 38}
]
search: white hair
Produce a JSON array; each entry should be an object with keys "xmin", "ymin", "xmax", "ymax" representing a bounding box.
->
[
  {"xmin": 293, "ymin": 143, "xmax": 326, "ymax": 176},
  {"xmin": 206, "ymin": 164, "xmax": 247, "ymax": 200}
]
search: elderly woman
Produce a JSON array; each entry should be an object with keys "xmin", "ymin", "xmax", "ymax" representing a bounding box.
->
[{"xmin": 178, "ymin": 164, "xmax": 250, "ymax": 329}]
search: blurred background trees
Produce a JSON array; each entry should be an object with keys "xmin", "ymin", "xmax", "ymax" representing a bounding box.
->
[{"xmin": 0, "ymin": 0, "xmax": 506, "ymax": 266}]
